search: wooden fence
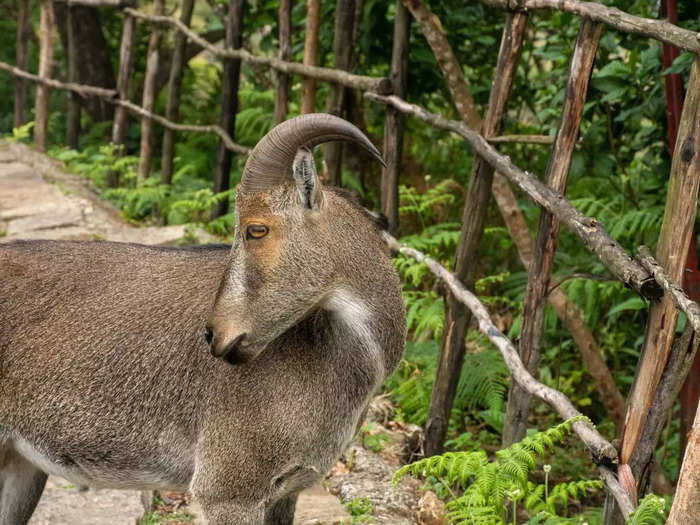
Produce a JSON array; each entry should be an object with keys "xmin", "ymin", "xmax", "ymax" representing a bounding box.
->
[{"xmin": 3, "ymin": 0, "xmax": 700, "ymax": 521}]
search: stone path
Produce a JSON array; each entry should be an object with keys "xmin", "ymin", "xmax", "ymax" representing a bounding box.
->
[{"xmin": 0, "ymin": 140, "xmax": 351, "ymax": 525}]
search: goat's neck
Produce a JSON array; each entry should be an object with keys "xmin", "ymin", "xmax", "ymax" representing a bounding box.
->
[{"xmin": 320, "ymin": 288, "xmax": 386, "ymax": 382}]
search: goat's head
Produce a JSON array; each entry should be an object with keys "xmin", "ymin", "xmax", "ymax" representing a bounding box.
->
[{"xmin": 206, "ymin": 114, "xmax": 388, "ymax": 365}]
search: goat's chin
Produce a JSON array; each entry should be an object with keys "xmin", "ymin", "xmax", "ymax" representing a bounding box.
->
[{"xmin": 222, "ymin": 343, "xmax": 265, "ymax": 366}]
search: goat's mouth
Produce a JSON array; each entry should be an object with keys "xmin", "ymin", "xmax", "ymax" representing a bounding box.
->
[{"xmin": 218, "ymin": 333, "xmax": 261, "ymax": 366}]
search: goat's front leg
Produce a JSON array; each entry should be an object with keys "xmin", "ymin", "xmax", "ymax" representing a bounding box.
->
[
  {"xmin": 200, "ymin": 500, "xmax": 265, "ymax": 525},
  {"xmin": 264, "ymin": 493, "xmax": 298, "ymax": 525}
]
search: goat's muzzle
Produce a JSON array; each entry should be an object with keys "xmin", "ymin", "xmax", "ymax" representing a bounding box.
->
[{"xmin": 207, "ymin": 329, "xmax": 251, "ymax": 365}]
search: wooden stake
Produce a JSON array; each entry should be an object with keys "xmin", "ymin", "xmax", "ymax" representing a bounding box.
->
[
  {"xmin": 14, "ymin": 0, "xmax": 31, "ymax": 129},
  {"xmin": 66, "ymin": 5, "xmax": 81, "ymax": 149},
  {"xmin": 212, "ymin": 0, "xmax": 245, "ymax": 220},
  {"xmin": 137, "ymin": 0, "xmax": 165, "ymax": 182},
  {"xmin": 619, "ymin": 57, "xmax": 700, "ymax": 473},
  {"xmin": 324, "ymin": 0, "xmax": 357, "ymax": 186},
  {"xmin": 109, "ymin": 11, "xmax": 137, "ymax": 186},
  {"xmin": 34, "ymin": 0, "xmax": 54, "ymax": 153},
  {"xmin": 422, "ymin": 12, "xmax": 528, "ymax": 455},
  {"xmin": 161, "ymin": 0, "xmax": 195, "ymax": 185},
  {"xmin": 274, "ymin": 0, "xmax": 292, "ymax": 124},
  {"xmin": 381, "ymin": 1, "xmax": 410, "ymax": 236},
  {"xmin": 502, "ymin": 19, "xmax": 602, "ymax": 447},
  {"xmin": 301, "ymin": 0, "xmax": 320, "ymax": 114}
]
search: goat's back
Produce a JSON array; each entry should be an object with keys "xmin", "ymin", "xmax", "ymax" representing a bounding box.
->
[{"xmin": 0, "ymin": 240, "xmax": 229, "ymax": 487}]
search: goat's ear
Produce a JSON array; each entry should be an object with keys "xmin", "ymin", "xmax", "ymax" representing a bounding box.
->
[{"xmin": 292, "ymin": 148, "xmax": 322, "ymax": 210}]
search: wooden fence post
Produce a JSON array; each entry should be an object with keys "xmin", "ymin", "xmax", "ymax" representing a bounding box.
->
[
  {"xmin": 423, "ymin": 13, "xmax": 527, "ymax": 456},
  {"xmin": 14, "ymin": 0, "xmax": 31, "ymax": 129},
  {"xmin": 615, "ymin": 55, "xmax": 700, "ymax": 508},
  {"xmin": 274, "ymin": 0, "xmax": 292, "ymax": 124},
  {"xmin": 324, "ymin": 0, "xmax": 357, "ymax": 187},
  {"xmin": 66, "ymin": 5, "xmax": 81, "ymax": 149},
  {"xmin": 108, "ymin": 10, "xmax": 136, "ymax": 187},
  {"xmin": 501, "ymin": 19, "xmax": 602, "ymax": 447},
  {"xmin": 161, "ymin": 0, "xmax": 196, "ymax": 185},
  {"xmin": 34, "ymin": 0, "xmax": 54, "ymax": 153},
  {"xmin": 137, "ymin": 0, "xmax": 165, "ymax": 182},
  {"xmin": 381, "ymin": 0, "xmax": 410, "ymax": 236},
  {"xmin": 212, "ymin": 0, "xmax": 245, "ymax": 220},
  {"xmin": 301, "ymin": 0, "xmax": 320, "ymax": 114}
]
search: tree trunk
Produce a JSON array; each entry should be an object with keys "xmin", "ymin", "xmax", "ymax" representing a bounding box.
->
[
  {"xmin": 212, "ymin": 0, "xmax": 245, "ymax": 219},
  {"xmin": 66, "ymin": 5, "xmax": 81, "ymax": 150},
  {"xmin": 301, "ymin": 0, "xmax": 320, "ymax": 114},
  {"xmin": 324, "ymin": 0, "xmax": 357, "ymax": 186},
  {"xmin": 137, "ymin": 0, "xmax": 165, "ymax": 183},
  {"xmin": 502, "ymin": 19, "xmax": 602, "ymax": 447},
  {"xmin": 108, "ymin": 12, "xmax": 137, "ymax": 188},
  {"xmin": 274, "ymin": 0, "xmax": 292, "ymax": 124},
  {"xmin": 14, "ymin": 0, "xmax": 31, "ymax": 129},
  {"xmin": 33, "ymin": 0, "xmax": 54, "ymax": 153},
  {"xmin": 161, "ymin": 0, "xmax": 196, "ymax": 186},
  {"xmin": 381, "ymin": 0, "xmax": 410, "ymax": 236},
  {"xmin": 422, "ymin": 12, "xmax": 528, "ymax": 456}
]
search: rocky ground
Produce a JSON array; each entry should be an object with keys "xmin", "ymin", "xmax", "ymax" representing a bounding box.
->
[{"xmin": 1, "ymin": 140, "xmax": 438, "ymax": 525}]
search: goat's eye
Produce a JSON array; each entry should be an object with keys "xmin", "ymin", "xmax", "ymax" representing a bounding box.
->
[{"xmin": 246, "ymin": 224, "xmax": 269, "ymax": 240}]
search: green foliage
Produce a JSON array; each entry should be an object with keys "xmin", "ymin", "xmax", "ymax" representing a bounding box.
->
[
  {"xmin": 394, "ymin": 417, "xmax": 603, "ymax": 524},
  {"xmin": 361, "ymin": 422, "xmax": 391, "ymax": 453},
  {"xmin": 342, "ymin": 497, "xmax": 374, "ymax": 524},
  {"xmin": 625, "ymin": 494, "xmax": 667, "ymax": 525},
  {"xmin": 386, "ymin": 341, "xmax": 509, "ymax": 438}
]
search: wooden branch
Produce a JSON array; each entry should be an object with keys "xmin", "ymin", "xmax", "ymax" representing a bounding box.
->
[
  {"xmin": 422, "ymin": 10, "xmax": 528, "ymax": 457},
  {"xmin": 124, "ymin": 8, "xmax": 391, "ymax": 95},
  {"xmin": 274, "ymin": 0, "xmax": 292, "ymax": 124},
  {"xmin": 619, "ymin": 57, "xmax": 700, "ymax": 471},
  {"xmin": 14, "ymin": 0, "xmax": 31, "ymax": 129},
  {"xmin": 479, "ymin": 0, "xmax": 700, "ymax": 54},
  {"xmin": 487, "ymin": 134, "xmax": 554, "ymax": 144},
  {"xmin": 400, "ymin": 0, "xmax": 481, "ymax": 129},
  {"xmin": 53, "ymin": 0, "xmax": 136, "ymax": 6},
  {"xmin": 0, "ymin": 61, "xmax": 250, "ymax": 156},
  {"xmin": 301, "ymin": 0, "xmax": 321, "ymax": 113},
  {"xmin": 161, "ymin": 0, "xmax": 195, "ymax": 185},
  {"xmin": 503, "ymin": 19, "xmax": 602, "ymax": 447},
  {"xmin": 381, "ymin": 0, "xmax": 410, "ymax": 235},
  {"xmin": 383, "ymin": 232, "xmax": 633, "ymax": 517},
  {"xmin": 638, "ymin": 246, "xmax": 700, "ymax": 338},
  {"xmin": 366, "ymin": 93, "xmax": 662, "ymax": 300},
  {"xmin": 137, "ymin": 0, "xmax": 164, "ymax": 182},
  {"xmin": 33, "ymin": 0, "xmax": 54, "ymax": 153}
]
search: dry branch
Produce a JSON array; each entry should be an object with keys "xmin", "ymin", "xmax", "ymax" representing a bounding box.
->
[
  {"xmin": 0, "ymin": 61, "xmax": 250, "ymax": 156},
  {"xmin": 124, "ymin": 8, "xmax": 391, "ymax": 95},
  {"xmin": 487, "ymin": 134, "xmax": 554, "ymax": 144},
  {"xmin": 382, "ymin": 232, "xmax": 633, "ymax": 518},
  {"xmin": 479, "ymin": 0, "xmax": 700, "ymax": 54},
  {"xmin": 53, "ymin": 0, "xmax": 136, "ymax": 6},
  {"xmin": 366, "ymin": 93, "xmax": 662, "ymax": 300},
  {"xmin": 638, "ymin": 246, "xmax": 700, "ymax": 338}
]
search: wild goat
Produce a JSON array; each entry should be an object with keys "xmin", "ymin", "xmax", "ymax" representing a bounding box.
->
[{"xmin": 0, "ymin": 114, "xmax": 406, "ymax": 525}]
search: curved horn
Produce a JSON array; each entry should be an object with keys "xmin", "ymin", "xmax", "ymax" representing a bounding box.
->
[{"xmin": 240, "ymin": 113, "xmax": 384, "ymax": 194}]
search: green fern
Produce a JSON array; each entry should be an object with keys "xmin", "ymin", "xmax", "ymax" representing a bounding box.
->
[
  {"xmin": 625, "ymin": 494, "xmax": 667, "ymax": 525},
  {"xmin": 394, "ymin": 417, "xmax": 601, "ymax": 524}
]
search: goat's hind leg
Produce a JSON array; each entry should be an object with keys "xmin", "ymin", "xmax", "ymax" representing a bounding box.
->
[{"xmin": 0, "ymin": 448, "xmax": 47, "ymax": 525}]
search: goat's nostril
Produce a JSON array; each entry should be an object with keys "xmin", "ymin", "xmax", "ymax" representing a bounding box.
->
[
  {"xmin": 220, "ymin": 333, "xmax": 248, "ymax": 363},
  {"xmin": 204, "ymin": 326, "xmax": 214, "ymax": 346}
]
